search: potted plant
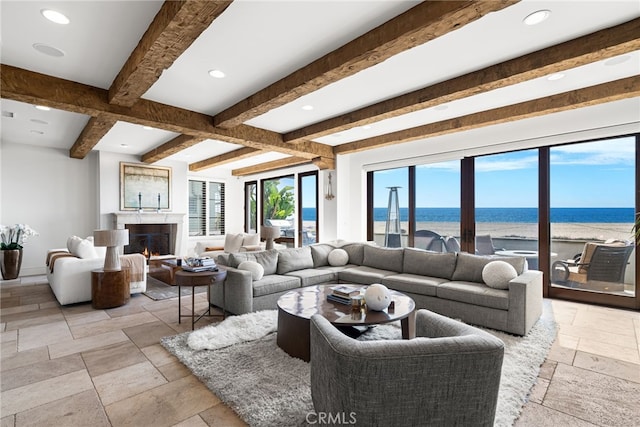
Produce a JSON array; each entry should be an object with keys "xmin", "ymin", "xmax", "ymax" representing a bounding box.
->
[{"xmin": 0, "ymin": 224, "xmax": 38, "ymax": 280}]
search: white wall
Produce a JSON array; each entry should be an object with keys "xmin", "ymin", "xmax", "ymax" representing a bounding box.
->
[{"xmin": 1, "ymin": 142, "xmax": 99, "ymax": 276}]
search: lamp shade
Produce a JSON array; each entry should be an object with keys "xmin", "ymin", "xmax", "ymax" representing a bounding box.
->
[
  {"xmin": 94, "ymin": 229, "xmax": 129, "ymax": 247},
  {"xmin": 260, "ymin": 226, "xmax": 281, "ymax": 240},
  {"xmin": 93, "ymin": 229, "xmax": 129, "ymax": 271},
  {"xmin": 261, "ymin": 226, "xmax": 280, "ymax": 250}
]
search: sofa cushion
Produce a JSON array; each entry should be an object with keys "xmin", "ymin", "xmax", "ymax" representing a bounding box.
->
[
  {"xmin": 328, "ymin": 249, "xmax": 349, "ymax": 266},
  {"xmin": 452, "ymin": 252, "xmax": 525, "ymax": 283},
  {"xmin": 482, "ymin": 261, "xmax": 517, "ymax": 289},
  {"xmin": 252, "ymin": 275, "xmax": 300, "ymax": 298},
  {"xmin": 224, "ymin": 233, "xmax": 245, "ymax": 253},
  {"xmin": 310, "ymin": 243, "xmax": 336, "ymax": 267},
  {"xmin": 363, "ymin": 245, "xmax": 404, "ymax": 272},
  {"xmin": 338, "ymin": 265, "xmax": 396, "ymax": 285},
  {"xmin": 381, "ymin": 273, "xmax": 447, "ymax": 297},
  {"xmin": 402, "ymin": 248, "xmax": 456, "ymax": 280},
  {"xmin": 238, "ymin": 261, "xmax": 264, "ymax": 281},
  {"xmin": 285, "ymin": 268, "xmax": 338, "ymax": 287},
  {"xmin": 277, "ymin": 247, "xmax": 314, "ymax": 274},
  {"xmin": 229, "ymin": 249, "xmax": 279, "ymax": 275},
  {"xmin": 437, "ymin": 281, "xmax": 509, "ymax": 310},
  {"xmin": 341, "ymin": 243, "xmax": 365, "ymax": 265}
]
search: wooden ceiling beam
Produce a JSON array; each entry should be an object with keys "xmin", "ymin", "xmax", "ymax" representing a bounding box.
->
[
  {"xmin": 189, "ymin": 147, "xmax": 262, "ymax": 171},
  {"xmin": 109, "ymin": 0, "xmax": 232, "ymax": 107},
  {"xmin": 286, "ymin": 17, "xmax": 640, "ymax": 143},
  {"xmin": 141, "ymin": 134, "xmax": 207, "ymax": 163},
  {"xmin": 334, "ymin": 76, "xmax": 640, "ymax": 155},
  {"xmin": 312, "ymin": 156, "xmax": 335, "ymax": 170},
  {"xmin": 0, "ymin": 65, "xmax": 333, "ymax": 160},
  {"xmin": 69, "ymin": 115, "xmax": 118, "ymax": 159},
  {"xmin": 232, "ymin": 157, "xmax": 311, "ymax": 176},
  {"xmin": 213, "ymin": 0, "xmax": 517, "ymax": 129}
]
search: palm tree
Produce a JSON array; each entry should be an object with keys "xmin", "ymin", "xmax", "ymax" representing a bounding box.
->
[{"xmin": 263, "ymin": 180, "xmax": 294, "ymax": 220}]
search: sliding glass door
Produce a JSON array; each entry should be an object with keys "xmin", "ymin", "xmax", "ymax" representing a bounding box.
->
[
  {"xmin": 549, "ymin": 137, "xmax": 636, "ymax": 299},
  {"xmin": 475, "ymin": 150, "xmax": 539, "ymax": 268}
]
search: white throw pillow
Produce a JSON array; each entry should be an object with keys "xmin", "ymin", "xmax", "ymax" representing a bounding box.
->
[
  {"xmin": 224, "ymin": 233, "xmax": 244, "ymax": 253},
  {"xmin": 75, "ymin": 238, "xmax": 98, "ymax": 259},
  {"xmin": 482, "ymin": 260, "xmax": 517, "ymax": 289},
  {"xmin": 327, "ymin": 248, "xmax": 349, "ymax": 266},
  {"xmin": 238, "ymin": 261, "xmax": 264, "ymax": 281},
  {"xmin": 66, "ymin": 235, "xmax": 82, "ymax": 255},
  {"xmin": 242, "ymin": 233, "xmax": 260, "ymax": 247}
]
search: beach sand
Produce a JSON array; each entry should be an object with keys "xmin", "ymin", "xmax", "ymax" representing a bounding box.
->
[{"xmin": 373, "ymin": 222, "xmax": 634, "ymax": 242}]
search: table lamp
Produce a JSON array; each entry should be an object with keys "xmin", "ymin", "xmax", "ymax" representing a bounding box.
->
[
  {"xmin": 260, "ymin": 226, "xmax": 280, "ymax": 250},
  {"xmin": 94, "ymin": 229, "xmax": 129, "ymax": 271}
]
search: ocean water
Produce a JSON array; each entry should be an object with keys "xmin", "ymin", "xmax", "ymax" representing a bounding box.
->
[{"xmin": 302, "ymin": 207, "xmax": 635, "ymax": 223}]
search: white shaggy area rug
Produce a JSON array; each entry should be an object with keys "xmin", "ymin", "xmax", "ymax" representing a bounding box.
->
[{"xmin": 161, "ymin": 303, "xmax": 556, "ymax": 427}]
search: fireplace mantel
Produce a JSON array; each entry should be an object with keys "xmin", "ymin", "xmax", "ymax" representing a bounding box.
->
[
  {"xmin": 112, "ymin": 212, "xmax": 186, "ymax": 255},
  {"xmin": 113, "ymin": 212, "xmax": 186, "ymax": 228}
]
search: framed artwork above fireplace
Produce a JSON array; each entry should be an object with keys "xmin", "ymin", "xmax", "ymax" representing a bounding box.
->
[{"xmin": 120, "ymin": 162, "xmax": 172, "ymax": 211}]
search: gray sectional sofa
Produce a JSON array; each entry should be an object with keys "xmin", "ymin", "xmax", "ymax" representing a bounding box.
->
[{"xmin": 212, "ymin": 242, "xmax": 543, "ymax": 335}]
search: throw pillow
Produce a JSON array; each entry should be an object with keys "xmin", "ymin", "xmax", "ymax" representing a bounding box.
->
[
  {"xmin": 66, "ymin": 235, "xmax": 82, "ymax": 254},
  {"xmin": 242, "ymin": 233, "xmax": 260, "ymax": 247},
  {"xmin": 482, "ymin": 260, "xmax": 517, "ymax": 289},
  {"xmin": 224, "ymin": 233, "xmax": 244, "ymax": 253},
  {"xmin": 327, "ymin": 248, "xmax": 349, "ymax": 266},
  {"xmin": 277, "ymin": 247, "xmax": 314, "ymax": 274},
  {"xmin": 238, "ymin": 261, "xmax": 264, "ymax": 281}
]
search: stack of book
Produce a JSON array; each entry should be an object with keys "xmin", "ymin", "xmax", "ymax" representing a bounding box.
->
[
  {"xmin": 327, "ymin": 285, "xmax": 360, "ymax": 305},
  {"xmin": 182, "ymin": 257, "xmax": 217, "ymax": 272}
]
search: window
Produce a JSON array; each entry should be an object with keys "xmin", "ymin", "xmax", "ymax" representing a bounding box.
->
[
  {"xmin": 188, "ymin": 179, "xmax": 225, "ymax": 236},
  {"xmin": 262, "ymin": 175, "xmax": 295, "ymax": 246},
  {"xmin": 299, "ymin": 172, "xmax": 318, "ymax": 246},
  {"xmin": 245, "ymin": 181, "xmax": 257, "ymax": 233}
]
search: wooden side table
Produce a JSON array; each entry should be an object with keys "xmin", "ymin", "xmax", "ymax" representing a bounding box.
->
[
  {"xmin": 91, "ymin": 267, "xmax": 130, "ymax": 309},
  {"xmin": 173, "ymin": 268, "xmax": 227, "ymax": 330}
]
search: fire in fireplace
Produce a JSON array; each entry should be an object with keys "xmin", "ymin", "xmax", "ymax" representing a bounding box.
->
[{"xmin": 124, "ymin": 223, "xmax": 177, "ymax": 257}]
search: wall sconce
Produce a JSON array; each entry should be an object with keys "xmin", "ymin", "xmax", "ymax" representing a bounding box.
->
[{"xmin": 325, "ymin": 172, "xmax": 335, "ymax": 200}]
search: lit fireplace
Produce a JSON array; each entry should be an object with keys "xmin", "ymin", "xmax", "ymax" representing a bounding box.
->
[{"xmin": 124, "ymin": 223, "xmax": 177, "ymax": 256}]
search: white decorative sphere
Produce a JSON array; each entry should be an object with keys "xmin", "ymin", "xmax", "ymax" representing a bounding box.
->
[
  {"xmin": 364, "ymin": 283, "xmax": 391, "ymax": 311},
  {"xmin": 328, "ymin": 248, "xmax": 349, "ymax": 266},
  {"xmin": 482, "ymin": 260, "xmax": 517, "ymax": 290}
]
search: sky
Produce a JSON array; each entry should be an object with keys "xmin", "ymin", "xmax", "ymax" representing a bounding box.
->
[{"xmin": 373, "ymin": 136, "xmax": 635, "ymax": 208}]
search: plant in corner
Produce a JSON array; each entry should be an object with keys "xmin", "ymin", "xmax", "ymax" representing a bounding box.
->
[{"xmin": 0, "ymin": 223, "xmax": 38, "ymax": 280}]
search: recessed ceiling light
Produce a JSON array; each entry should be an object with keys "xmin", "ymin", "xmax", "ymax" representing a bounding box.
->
[
  {"xmin": 547, "ymin": 73, "xmax": 565, "ymax": 81},
  {"xmin": 33, "ymin": 43, "xmax": 65, "ymax": 57},
  {"xmin": 523, "ymin": 10, "xmax": 550, "ymax": 26},
  {"xmin": 120, "ymin": 144, "xmax": 129, "ymax": 148},
  {"xmin": 30, "ymin": 119, "xmax": 48, "ymax": 125},
  {"xmin": 35, "ymin": 105, "xmax": 51, "ymax": 111},
  {"xmin": 302, "ymin": 105, "xmax": 314, "ymax": 111},
  {"xmin": 361, "ymin": 125, "xmax": 372, "ymax": 130},
  {"xmin": 41, "ymin": 9, "xmax": 70, "ymax": 25},
  {"xmin": 208, "ymin": 69, "xmax": 225, "ymax": 78},
  {"xmin": 30, "ymin": 130, "xmax": 44, "ymax": 134},
  {"xmin": 604, "ymin": 55, "xmax": 631, "ymax": 66},
  {"xmin": 143, "ymin": 126, "xmax": 153, "ymax": 130}
]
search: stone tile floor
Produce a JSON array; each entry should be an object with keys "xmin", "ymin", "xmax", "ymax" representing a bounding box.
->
[{"xmin": 1, "ymin": 276, "xmax": 639, "ymax": 426}]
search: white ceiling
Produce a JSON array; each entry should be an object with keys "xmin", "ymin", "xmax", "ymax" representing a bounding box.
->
[{"xmin": 1, "ymin": 0, "xmax": 639, "ymax": 173}]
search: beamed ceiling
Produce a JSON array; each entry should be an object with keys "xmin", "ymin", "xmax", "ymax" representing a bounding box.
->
[{"xmin": 1, "ymin": 1, "xmax": 639, "ymax": 176}]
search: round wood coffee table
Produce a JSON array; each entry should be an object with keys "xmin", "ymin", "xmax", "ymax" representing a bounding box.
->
[{"xmin": 276, "ymin": 284, "xmax": 415, "ymax": 362}]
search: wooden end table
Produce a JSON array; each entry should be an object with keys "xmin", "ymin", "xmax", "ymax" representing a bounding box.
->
[
  {"xmin": 173, "ymin": 268, "xmax": 227, "ymax": 330},
  {"xmin": 277, "ymin": 284, "xmax": 416, "ymax": 362},
  {"xmin": 91, "ymin": 267, "xmax": 130, "ymax": 309}
]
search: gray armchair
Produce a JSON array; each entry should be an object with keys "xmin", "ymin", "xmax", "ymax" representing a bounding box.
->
[{"xmin": 310, "ymin": 309, "xmax": 504, "ymax": 427}]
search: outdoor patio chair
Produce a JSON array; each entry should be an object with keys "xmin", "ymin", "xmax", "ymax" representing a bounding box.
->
[
  {"xmin": 551, "ymin": 243, "xmax": 633, "ymax": 287},
  {"xmin": 414, "ymin": 229, "xmax": 446, "ymax": 252},
  {"xmin": 475, "ymin": 234, "xmax": 503, "ymax": 255},
  {"xmin": 444, "ymin": 236, "xmax": 461, "ymax": 253}
]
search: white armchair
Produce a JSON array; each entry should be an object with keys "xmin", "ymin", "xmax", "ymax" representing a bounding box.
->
[{"xmin": 46, "ymin": 236, "xmax": 146, "ymax": 305}]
